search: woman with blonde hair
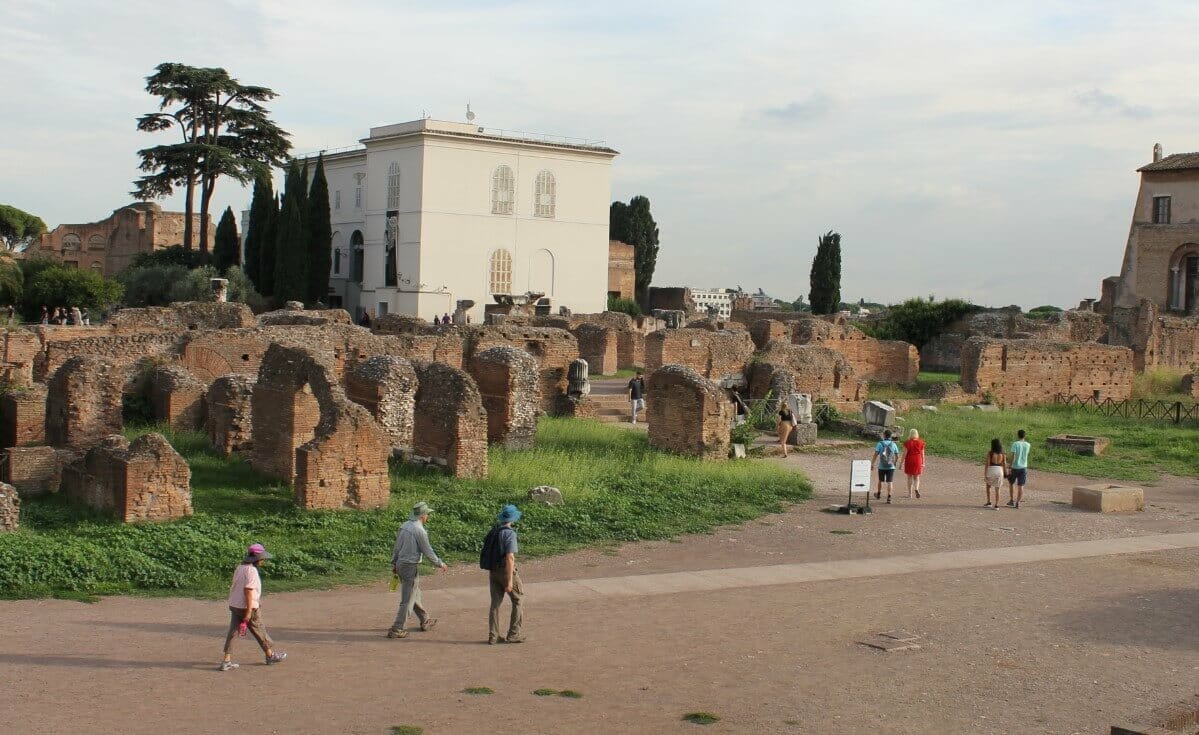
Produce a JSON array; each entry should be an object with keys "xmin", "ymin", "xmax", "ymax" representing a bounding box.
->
[
  {"xmin": 900, "ymin": 428, "xmax": 926, "ymax": 499},
  {"xmin": 776, "ymin": 400, "xmax": 796, "ymax": 458}
]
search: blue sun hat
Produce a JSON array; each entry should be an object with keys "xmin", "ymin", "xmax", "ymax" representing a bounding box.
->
[{"xmin": 496, "ymin": 504, "xmax": 522, "ymax": 523}]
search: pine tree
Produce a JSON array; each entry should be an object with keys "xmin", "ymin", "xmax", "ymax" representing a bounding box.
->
[
  {"xmin": 258, "ymin": 193, "xmax": 279, "ymax": 298},
  {"xmin": 212, "ymin": 207, "xmax": 240, "ymax": 272},
  {"xmin": 273, "ymin": 161, "xmax": 310, "ymax": 303},
  {"xmin": 306, "ymin": 155, "xmax": 333, "ymax": 304},
  {"xmin": 808, "ymin": 230, "xmax": 842, "ymax": 315},
  {"xmin": 244, "ymin": 174, "xmax": 274, "ymax": 288}
]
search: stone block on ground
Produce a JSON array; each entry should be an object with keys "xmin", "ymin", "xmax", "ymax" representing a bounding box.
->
[
  {"xmin": 528, "ymin": 486, "xmax": 563, "ymax": 506},
  {"xmin": 789, "ymin": 421, "xmax": 818, "ymax": 446},
  {"xmin": 862, "ymin": 400, "xmax": 895, "ymax": 427},
  {"xmin": 1048, "ymin": 434, "xmax": 1111, "ymax": 456},
  {"xmin": 1071, "ymin": 484, "xmax": 1144, "ymax": 513},
  {"xmin": 0, "ymin": 482, "xmax": 18, "ymax": 531}
]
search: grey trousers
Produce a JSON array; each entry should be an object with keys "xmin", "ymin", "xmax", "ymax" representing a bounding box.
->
[
  {"xmin": 391, "ymin": 562, "xmax": 428, "ymax": 631},
  {"xmin": 488, "ymin": 567, "xmax": 523, "ymax": 641}
]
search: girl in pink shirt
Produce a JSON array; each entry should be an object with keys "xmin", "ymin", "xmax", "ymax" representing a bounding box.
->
[{"xmin": 220, "ymin": 543, "xmax": 287, "ymax": 672}]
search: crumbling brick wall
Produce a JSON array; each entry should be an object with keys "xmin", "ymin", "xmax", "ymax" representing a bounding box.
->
[
  {"xmin": 961, "ymin": 338, "xmax": 1134, "ymax": 407},
  {"xmin": 465, "ymin": 326, "xmax": 577, "ymax": 414},
  {"xmin": 412, "ymin": 361, "xmax": 489, "ymax": 478},
  {"xmin": 748, "ymin": 343, "xmax": 868, "ymax": 411},
  {"xmin": 1, "ymin": 446, "xmax": 71, "ymax": 497},
  {"xmin": 0, "ymin": 482, "xmax": 18, "ymax": 532},
  {"xmin": 257, "ymin": 307, "xmax": 353, "ymax": 326},
  {"xmin": 60, "ymin": 433, "xmax": 192, "ymax": 523},
  {"xmin": 205, "ymin": 374, "xmax": 255, "ymax": 457},
  {"xmin": 469, "ymin": 346, "xmax": 539, "ymax": 450},
  {"xmin": 1107, "ymin": 301, "xmax": 1199, "ymax": 372},
  {"xmin": 345, "ymin": 356, "xmax": 417, "ymax": 450},
  {"xmin": 108, "ymin": 301, "xmax": 256, "ymax": 331},
  {"xmin": 920, "ymin": 309, "xmax": 1108, "ymax": 372},
  {"xmin": 176, "ymin": 329, "xmax": 269, "ymax": 384},
  {"xmin": 573, "ymin": 323, "xmax": 618, "ymax": 376},
  {"xmin": 36, "ymin": 332, "xmax": 179, "ymax": 382},
  {"xmin": 647, "ymin": 365, "xmax": 731, "ymax": 460},
  {"xmin": 749, "ymin": 319, "xmax": 791, "ymax": 350},
  {"xmin": 0, "ymin": 330, "xmax": 40, "ymax": 385},
  {"xmin": 251, "ymin": 343, "xmax": 390, "ymax": 510},
  {"xmin": 1, "ymin": 383, "xmax": 47, "ymax": 448},
  {"xmin": 790, "ymin": 317, "xmax": 919, "ymax": 385},
  {"xmin": 644, "ymin": 328, "xmax": 755, "ymax": 383},
  {"xmin": 151, "ymin": 366, "xmax": 205, "ymax": 430},
  {"xmin": 386, "ymin": 332, "xmax": 466, "ymax": 369},
  {"xmin": 46, "ymin": 356, "xmax": 126, "ymax": 450}
]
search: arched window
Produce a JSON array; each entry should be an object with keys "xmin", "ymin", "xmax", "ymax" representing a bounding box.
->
[
  {"xmin": 489, "ymin": 249, "xmax": 513, "ymax": 295},
  {"xmin": 331, "ymin": 231, "xmax": 342, "ymax": 275},
  {"xmin": 534, "ymin": 171, "xmax": 556, "ymax": 218},
  {"xmin": 387, "ymin": 162, "xmax": 400, "ymax": 210},
  {"xmin": 87, "ymin": 234, "xmax": 106, "ymax": 250},
  {"xmin": 1168, "ymin": 243, "xmax": 1199, "ymax": 312},
  {"xmin": 491, "ymin": 165, "xmax": 514, "ymax": 215},
  {"xmin": 62, "ymin": 234, "xmax": 81, "ymax": 251},
  {"xmin": 351, "ymin": 230, "xmax": 365, "ymax": 284},
  {"xmin": 90, "ymin": 262, "xmax": 103, "ymax": 272}
]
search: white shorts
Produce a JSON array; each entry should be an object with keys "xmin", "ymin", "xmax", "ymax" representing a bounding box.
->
[{"xmin": 985, "ymin": 466, "xmax": 1004, "ymax": 484}]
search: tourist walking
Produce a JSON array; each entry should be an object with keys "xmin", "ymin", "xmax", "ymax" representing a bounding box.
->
[
  {"xmin": 387, "ymin": 501, "xmax": 448, "ymax": 639},
  {"xmin": 1007, "ymin": 429, "xmax": 1031, "ymax": 508},
  {"xmin": 5, "ymin": 304, "xmax": 13, "ymax": 326},
  {"xmin": 901, "ymin": 428, "xmax": 925, "ymax": 499},
  {"xmin": 70, "ymin": 306, "xmax": 82, "ymax": 326},
  {"xmin": 479, "ymin": 504, "xmax": 524, "ymax": 644},
  {"xmin": 627, "ymin": 371, "xmax": 646, "ymax": 425},
  {"xmin": 871, "ymin": 429, "xmax": 900, "ymax": 503},
  {"xmin": 730, "ymin": 391, "xmax": 749, "ymax": 426},
  {"xmin": 219, "ymin": 543, "xmax": 287, "ymax": 671},
  {"xmin": 984, "ymin": 438, "xmax": 1007, "ymax": 509},
  {"xmin": 776, "ymin": 401, "xmax": 796, "ymax": 457},
  {"xmin": 40, "ymin": 306, "xmax": 48, "ymax": 325}
]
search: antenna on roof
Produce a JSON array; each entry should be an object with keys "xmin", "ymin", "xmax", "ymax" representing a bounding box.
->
[{"xmin": 466, "ymin": 102, "xmax": 476, "ymax": 124}]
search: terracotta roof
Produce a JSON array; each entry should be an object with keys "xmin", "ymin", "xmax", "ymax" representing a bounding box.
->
[{"xmin": 1138, "ymin": 153, "xmax": 1199, "ymax": 172}]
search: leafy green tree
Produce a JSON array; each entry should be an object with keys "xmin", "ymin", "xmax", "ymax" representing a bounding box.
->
[
  {"xmin": 272, "ymin": 161, "xmax": 309, "ymax": 303},
  {"xmin": 606, "ymin": 294, "xmax": 641, "ymax": 316},
  {"xmin": 0, "ymin": 257, "xmax": 23, "ymax": 306},
  {"xmin": 808, "ymin": 230, "xmax": 842, "ymax": 315},
  {"xmin": 129, "ymin": 244, "xmax": 208, "ymax": 270},
  {"xmin": 873, "ymin": 298, "xmax": 980, "ymax": 349},
  {"xmin": 0, "ymin": 205, "xmax": 48, "ymax": 252},
  {"xmin": 132, "ymin": 62, "xmax": 291, "ymax": 255},
  {"xmin": 609, "ymin": 201, "xmax": 630, "ymax": 243},
  {"xmin": 117, "ymin": 263, "xmax": 192, "ymax": 306},
  {"xmin": 306, "ymin": 155, "xmax": 333, "ymax": 304},
  {"xmin": 212, "ymin": 207, "xmax": 239, "ymax": 272},
  {"xmin": 610, "ymin": 196, "xmax": 659, "ymax": 307},
  {"xmin": 243, "ymin": 174, "xmax": 273, "ymax": 289},
  {"xmin": 23, "ymin": 264, "xmax": 123, "ymax": 321}
]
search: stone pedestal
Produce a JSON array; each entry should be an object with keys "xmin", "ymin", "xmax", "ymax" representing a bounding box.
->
[
  {"xmin": 1048, "ymin": 434, "xmax": 1110, "ymax": 456},
  {"xmin": 1071, "ymin": 484, "xmax": 1144, "ymax": 513},
  {"xmin": 789, "ymin": 421, "xmax": 818, "ymax": 446},
  {"xmin": 863, "ymin": 400, "xmax": 895, "ymax": 427}
]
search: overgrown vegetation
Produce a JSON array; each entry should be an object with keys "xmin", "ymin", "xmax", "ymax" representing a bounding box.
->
[
  {"xmin": 812, "ymin": 402, "xmax": 839, "ymax": 428},
  {"xmin": 19, "ymin": 258, "xmax": 123, "ymax": 321},
  {"xmin": 870, "ymin": 298, "xmax": 980, "ymax": 349},
  {"xmin": 0, "ymin": 419, "xmax": 809, "ymax": 599},
  {"xmin": 1132, "ymin": 367, "xmax": 1189, "ymax": 402},
  {"xmin": 606, "ymin": 295, "xmax": 642, "ymax": 317},
  {"xmin": 730, "ymin": 391, "xmax": 774, "ymax": 446},
  {"xmin": 1025, "ymin": 305, "xmax": 1063, "ymax": 320},
  {"xmin": 683, "ymin": 712, "xmax": 722, "ymax": 725},
  {"xmin": 867, "ymin": 371, "xmax": 962, "ymax": 400}
]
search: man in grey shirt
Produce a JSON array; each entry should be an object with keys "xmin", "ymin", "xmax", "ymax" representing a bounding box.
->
[{"xmin": 387, "ymin": 501, "xmax": 449, "ymax": 639}]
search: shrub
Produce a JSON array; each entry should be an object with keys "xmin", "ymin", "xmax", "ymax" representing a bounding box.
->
[
  {"xmin": 730, "ymin": 391, "xmax": 773, "ymax": 446},
  {"xmin": 607, "ymin": 295, "xmax": 641, "ymax": 317},
  {"xmin": 0, "ymin": 256, "xmax": 23, "ymax": 306},
  {"xmin": 872, "ymin": 298, "xmax": 980, "ymax": 349},
  {"xmin": 1132, "ymin": 368, "xmax": 1186, "ymax": 399},
  {"xmin": 130, "ymin": 245, "xmax": 208, "ymax": 270},
  {"xmin": 22, "ymin": 263, "xmax": 122, "ymax": 321},
  {"xmin": 1026, "ymin": 305, "xmax": 1063, "ymax": 321},
  {"xmin": 118, "ymin": 263, "xmax": 192, "ymax": 307},
  {"xmin": 812, "ymin": 402, "xmax": 839, "ymax": 428}
]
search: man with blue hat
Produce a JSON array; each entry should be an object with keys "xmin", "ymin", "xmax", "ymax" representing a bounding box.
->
[
  {"xmin": 479, "ymin": 504, "xmax": 524, "ymax": 644},
  {"xmin": 387, "ymin": 501, "xmax": 448, "ymax": 639}
]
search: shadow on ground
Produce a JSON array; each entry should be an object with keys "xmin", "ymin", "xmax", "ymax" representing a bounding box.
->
[{"xmin": 1051, "ymin": 586, "xmax": 1199, "ymax": 651}]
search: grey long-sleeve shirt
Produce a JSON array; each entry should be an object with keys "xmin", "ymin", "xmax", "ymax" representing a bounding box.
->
[{"xmin": 392, "ymin": 518, "xmax": 444, "ymax": 567}]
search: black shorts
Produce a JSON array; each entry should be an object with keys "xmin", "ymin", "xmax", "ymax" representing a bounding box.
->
[
  {"xmin": 878, "ymin": 468, "xmax": 895, "ymax": 482},
  {"xmin": 1009, "ymin": 468, "xmax": 1028, "ymax": 486}
]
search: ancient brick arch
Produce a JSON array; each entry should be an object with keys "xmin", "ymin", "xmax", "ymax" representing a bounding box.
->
[
  {"xmin": 250, "ymin": 343, "xmax": 390, "ymax": 510},
  {"xmin": 176, "ymin": 329, "xmax": 268, "ymax": 384},
  {"xmin": 647, "ymin": 365, "xmax": 732, "ymax": 460}
]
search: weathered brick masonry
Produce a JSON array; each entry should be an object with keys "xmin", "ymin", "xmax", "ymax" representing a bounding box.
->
[
  {"xmin": 345, "ymin": 356, "xmax": 417, "ymax": 450},
  {"xmin": 645, "ymin": 329, "xmax": 755, "ymax": 383},
  {"xmin": 0, "ymin": 482, "xmax": 18, "ymax": 532},
  {"xmin": 573, "ymin": 323, "xmax": 618, "ymax": 376},
  {"xmin": 412, "ymin": 361, "xmax": 489, "ymax": 479},
  {"xmin": 961, "ymin": 338, "xmax": 1134, "ymax": 407},
  {"xmin": 1, "ymin": 383, "xmax": 47, "ymax": 447},
  {"xmin": 205, "ymin": 374, "xmax": 256, "ymax": 457},
  {"xmin": 60, "ymin": 433, "xmax": 192, "ymax": 523},
  {"xmin": 464, "ymin": 326, "xmax": 578, "ymax": 414},
  {"xmin": 647, "ymin": 365, "xmax": 731, "ymax": 460},
  {"xmin": 151, "ymin": 366, "xmax": 205, "ymax": 430},
  {"xmin": 747, "ymin": 343, "xmax": 868, "ymax": 412},
  {"xmin": 469, "ymin": 346, "xmax": 539, "ymax": 450},
  {"xmin": 790, "ymin": 318, "xmax": 919, "ymax": 385},
  {"xmin": 1, "ymin": 445, "xmax": 72, "ymax": 496},
  {"xmin": 46, "ymin": 356, "xmax": 126, "ymax": 450}
]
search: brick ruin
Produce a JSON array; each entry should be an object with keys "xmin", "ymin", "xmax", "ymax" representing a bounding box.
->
[
  {"xmin": 151, "ymin": 365, "xmax": 205, "ymax": 431},
  {"xmin": 747, "ymin": 343, "xmax": 868, "ymax": 413},
  {"xmin": 250, "ymin": 343, "xmax": 390, "ymax": 510},
  {"xmin": 961, "ymin": 338, "xmax": 1134, "ymax": 407},
  {"xmin": 647, "ymin": 365, "xmax": 731, "ymax": 460},
  {"xmin": 60, "ymin": 433, "xmax": 192, "ymax": 523},
  {"xmin": 412, "ymin": 361, "xmax": 489, "ymax": 479},
  {"xmin": 205, "ymin": 374, "xmax": 256, "ymax": 457},
  {"xmin": 789, "ymin": 318, "xmax": 919, "ymax": 385},
  {"xmin": 345, "ymin": 356, "xmax": 417, "ymax": 450},
  {"xmin": 1, "ymin": 383, "xmax": 47, "ymax": 447},
  {"xmin": 465, "ymin": 326, "xmax": 577, "ymax": 414},
  {"xmin": 1, "ymin": 446, "xmax": 71, "ymax": 497},
  {"xmin": 0, "ymin": 481, "xmax": 18, "ymax": 532},
  {"xmin": 469, "ymin": 346, "xmax": 540, "ymax": 450},
  {"xmin": 1105, "ymin": 301, "xmax": 1199, "ymax": 372},
  {"xmin": 920, "ymin": 310, "xmax": 1108, "ymax": 373},
  {"xmin": 645, "ymin": 328, "xmax": 756, "ymax": 384},
  {"xmin": 46, "ymin": 356, "xmax": 126, "ymax": 450},
  {"xmin": 573, "ymin": 323, "xmax": 618, "ymax": 376}
]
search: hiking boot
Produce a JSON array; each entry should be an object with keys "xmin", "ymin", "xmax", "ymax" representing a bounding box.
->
[
  {"xmin": 488, "ymin": 637, "xmax": 500, "ymax": 645},
  {"xmin": 387, "ymin": 628, "xmax": 409, "ymax": 639},
  {"xmin": 500, "ymin": 635, "xmax": 525, "ymax": 644},
  {"xmin": 218, "ymin": 661, "xmax": 239, "ymax": 672},
  {"xmin": 265, "ymin": 652, "xmax": 288, "ymax": 665},
  {"xmin": 420, "ymin": 618, "xmax": 437, "ymax": 632}
]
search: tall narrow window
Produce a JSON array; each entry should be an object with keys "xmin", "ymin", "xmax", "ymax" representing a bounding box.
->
[
  {"xmin": 489, "ymin": 249, "xmax": 513, "ymax": 294},
  {"xmin": 491, "ymin": 165, "xmax": 514, "ymax": 215},
  {"xmin": 387, "ymin": 162, "xmax": 400, "ymax": 210},
  {"xmin": 334, "ymin": 190, "xmax": 341, "ymax": 210},
  {"xmin": 333, "ymin": 249, "xmax": 341, "ymax": 275},
  {"xmin": 354, "ymin": 187, "xmax": 362, "ymax": 209},
  {"xmin": 534, "ymin": 170, "xmax": 556, "ymax": 218},
  {"xmin": 1154, "ymin": 196, "xmax": 1171, "ymax": 224}
]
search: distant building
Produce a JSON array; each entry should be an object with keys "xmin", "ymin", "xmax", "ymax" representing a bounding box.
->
[
  {"xmin": 608, "ymin": 240, "xmax": 635, "ymax": 301},
  {"xmin": 34, "ymin": 202, "xmax": 210, "ymax": 276},
  {"xmin": 689, "ymin": 288, "xmax": 736, "ymax": 319},
  {"xmin": 299, "ymin": 118, "xmax": 618, "ymax": 322}
]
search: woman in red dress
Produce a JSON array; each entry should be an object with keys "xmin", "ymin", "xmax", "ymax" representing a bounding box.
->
[{"xmin": 901, "ymin": 428, "xmax": 926, "ymax": 499}]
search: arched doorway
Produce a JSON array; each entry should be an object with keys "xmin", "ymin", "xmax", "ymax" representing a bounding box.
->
[
  {"xmin": 350, "ymin": 230, "xmax": 364, "ymax": 284},
  {"xmin": 528, "ymin": 249, "xmax": 555, "ymax": 297},
  {"xmin": 1168, "ymin": 243, "xmax": 1199, "ymax": 314}
]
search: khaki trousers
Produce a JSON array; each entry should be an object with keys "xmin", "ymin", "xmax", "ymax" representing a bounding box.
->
[
  {"xmin": 488, "ymin": 567, "xmax": 523, "ymax": 641},
  {"xmin": 391, "ymin": 562, "xmax": 428, "ymax": 631},
  {"xmin": 224, "ymin": 606, "xmax": 272, "ymax": 655}
]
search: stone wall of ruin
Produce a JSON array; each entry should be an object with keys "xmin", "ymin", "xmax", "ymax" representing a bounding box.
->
[
  {"xmin": 789, "ymin": 318, "xmax": 919, "ymax": 385},
  {"xmin": 465, "ymin": 326, "xmax": 577, "ymax": 414},
  {"xmin": 176, "ymin": 329, "xmax": 269, "ymax": 384},
  {"xmin": 960, "ymin": 338, "xmax": 1134, "ymax": 407},
  {"xmin": 1, "ymin": 384, "xmax": 47, "ymax": 448},
  {"xmin": 920, "ymin": 310, "xmax": 1108, "ymax": 373},
  {"xmin": 0, "ymin": 482, "xmax": 18, "ymax": 532},
  {"xmin": 46, "ymin": 356, "xmax": 126, "ymax": 450},
  {"xmin": 151, "ymin": 366, "xmax": 205, "ymax": 430},
  {"xmin": 469, "ymin": 346, "xmax": 539, "ymax": 450},
  {"xmin": 647, "ymin": 365, "xmax": 731, "ymax": 460},
  {"xmin": 644, "ymin": 328, "xmax": 755, "ymax": 383},
  {"xmin": 748, "ymin": 343, "xmax": 868, "ymax": 411},
  {"xmin": 61, "ymin": 434, "xmax": 192, "ymax": 523},
  {"xmin": 1, "ymin": 446, "xmax": 68, "ymax": 497},
  {"xmin": 1106, "ymin": 301, "xmax": 1199, "ymax": 372},
  {"xmin": 573, "ymin": 323, "xmax": 618, "ymax": 376},
  {"xmin": 412, "ymin": 361, "xmax": 489, "ymax": 479},
  {"xmin": 205, "ymin": 375, "xmax": 255, "ymax": 457},
  {"xmin": 345, "ymin": 356, "xmax": 417, "ymax": 450}
]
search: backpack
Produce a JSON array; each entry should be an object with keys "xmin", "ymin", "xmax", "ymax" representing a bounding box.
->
[
  {"xmin": 879, "ymin": 441, "xmax": 898, "ymax": 467},
  {"xmin": 479, "ymin": 525, "xmax": 502, "ymax": 570}
]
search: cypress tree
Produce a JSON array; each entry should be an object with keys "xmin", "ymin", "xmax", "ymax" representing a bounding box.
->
[
  {"xmin": 273, "ymin": 161, "xmax": 310, "ymax": 304},
  {"xmin": 306, "ymin": 155, "xmax": 333, "ymax": 304},
  {"xmin": 244, "ymin": 174, "xmax": 274, "ymax": 289},
  {"xmin": 625, "ymin": 195, "xmax": 660, "ymax": 308},
  {"xmin": 809, "ymin": 230, "xmax": 842, "ymax": 315},
  {"xmin": 212, "ymin": 207, "xmax": 240, "ymax": 272},
  {"xmin": 258, "ymin": 193, "xmax": 279, "ymax": 298}
]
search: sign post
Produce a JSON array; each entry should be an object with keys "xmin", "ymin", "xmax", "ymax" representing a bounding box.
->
[{"xmin": 841, "ymin": 459, "xmax": 873, "ymax": 514}]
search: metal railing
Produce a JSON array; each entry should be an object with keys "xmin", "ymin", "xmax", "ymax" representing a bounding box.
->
[{"xmin": 1053, "ymin": 394, "xmax": 1199, "ymax": 424}]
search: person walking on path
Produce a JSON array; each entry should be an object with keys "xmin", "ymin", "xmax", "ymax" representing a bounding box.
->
[
  {"xmin": 900, "ymin": 428, "xmax": 925, "ymax": 499},
  {"xmin": 776, "ymin": 401, "xmax": 796, "ymax": 457},
  {"xmin": 219, "ymin": 543, "xmax": 287, "ymax": 671},
  {"xmin": 984, "ymin": 438, "xmax": 1008, "ymax": 509},
  {"xmin": 480, "ymin": 504, "xmax": 524, "ymax": 644},
  {"xmin": 627, "ymin": 371, "xmax": 646, "ymax": 425},
  {"xmin": 871, "ymin": 430, "xmax": 900, "ymax": 503},
  {"xmin": 387, "ymin": 501, "xmax": 448, "ymax": 639},
  {"xmin": 1007, "ymin": 429, "xmax": 1031, "ymax": 508}
]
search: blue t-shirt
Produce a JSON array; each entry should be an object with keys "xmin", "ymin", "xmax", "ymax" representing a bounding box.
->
[
  {"xmin": 1010, "ymin": 440, "xmax": 1030, "ymax": 470},
  {"xmin": 480, "ymin": 524, "xmax": 519, "ymax": 570},
  {"xmin": 874, "ymin": 440, "xmax": 899, "ymax": 469}
]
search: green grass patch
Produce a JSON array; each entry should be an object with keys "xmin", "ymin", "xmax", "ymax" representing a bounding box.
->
[
  {"xmin": 0, "ymin": 418, "xmax": 810, "ymax": 599},
  {"xmin": 533, "ymin": 688, "xmax": 559, "ymax": 696},
  {"xmin": 1132, "ymin": 367, "xmax": 1191, "ymax": 403},
  {"xmin": 869, "ymin": 371, "xmax": 961, "ymax": 400},
  {"xmin": 683, "ymin": 712, "xmax": 722, "ymax": 725},
  {"xmin": 462, "ymin": 686, "xmax": 494, "ymax": 695},
  {"xmin": 390, "ymin": 727, "xmax": 423, "ymax": 735},
  {"xmin": 899, "ymin": 404, "xmax": 1199, "ymax": 482},
  {"xmin": 829, "ymin": 529, "xmax": 854, "ymax": 535},
  {"xmin": 559, "ymin": 689, "xmax": 584, "ymax": 699}
]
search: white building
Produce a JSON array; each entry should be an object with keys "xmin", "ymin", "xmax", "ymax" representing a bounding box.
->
[
  {"xmin": 689, "ymin": 288, "xmax": 737, "ymax": 319},
  {"xmin": 302, "ymin": 118, "xmax": 618, "ymax": 323}
]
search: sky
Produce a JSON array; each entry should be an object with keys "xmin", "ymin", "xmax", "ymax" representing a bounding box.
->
[{"xmin": 3, "ymin": 0, "xmax": 1199, "ymax": 309}]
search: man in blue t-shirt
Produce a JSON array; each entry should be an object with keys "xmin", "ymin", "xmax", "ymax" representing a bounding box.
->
[
  {"xmin": 871, "ymin": 429, "xmax": 900, "ymax": 504},
  {"xmin": 1007, "ymin": 429, "xmax": 1031, "ymax": 508},
  {"xmin": 479, "ymin": 504, "xmax": 524, "ymax": 644}
]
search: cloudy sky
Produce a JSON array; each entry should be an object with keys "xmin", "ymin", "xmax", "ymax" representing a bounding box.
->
[{"xmin": 4, "ymin": 0, "xmax": 1198, "ymax": 308}]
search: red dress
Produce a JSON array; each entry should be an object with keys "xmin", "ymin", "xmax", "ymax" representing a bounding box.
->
[{"xmin": 903, "ymin": 439, "xmax": 925, "ymax": 476}]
